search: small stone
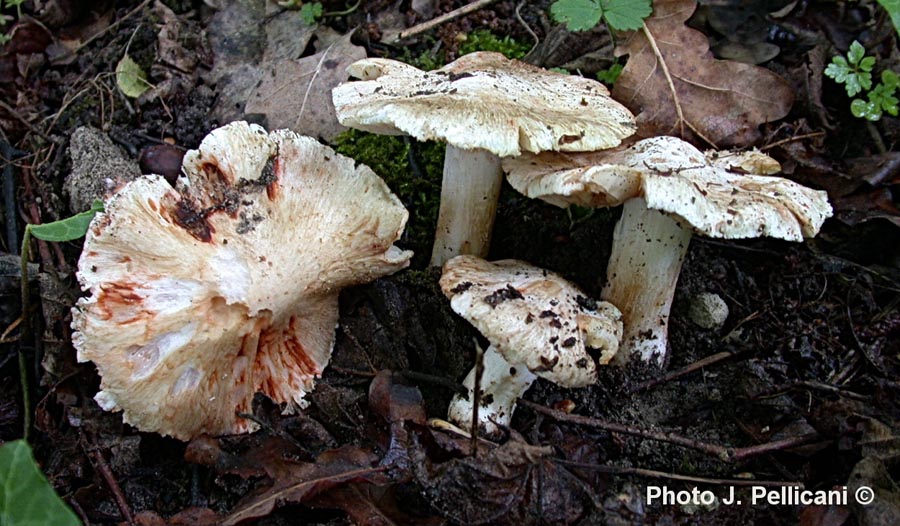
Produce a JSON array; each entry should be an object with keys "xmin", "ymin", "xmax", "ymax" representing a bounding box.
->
[
  {"xmin": 688, "ymin": 292, "xmax": 729, "ymax": 329},
  {"xmin": 65, "ymin": 126, "xmax": 141, "ymax": 212}
]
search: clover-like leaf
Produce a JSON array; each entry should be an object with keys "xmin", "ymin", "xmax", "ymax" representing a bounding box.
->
[
  {"xmin": 851, "ymin": 98, "xmax": 882, "ymax": 121},
  {"xmin": 602, "ymin": 0, "xmax": 653, "ymax": 31},
  {"xmin": 299, "ymin": 2, "xmax": 323, "ymax": 25},
  {"xmin": 550, "ymin": 0, "xmax": 603, "ymax": 32}
]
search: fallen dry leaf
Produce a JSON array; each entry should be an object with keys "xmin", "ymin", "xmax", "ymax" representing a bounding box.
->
[
  {"xmin": 221, "ymin": 445, "xmax": 391, "ymax": 525},
  {"xmin": 612, "ymin": 0, "xmax": 794, "ymax": 147},
  {"xmin": 245, "ymin": 32, "xmax": 366, "ymax": 141}
]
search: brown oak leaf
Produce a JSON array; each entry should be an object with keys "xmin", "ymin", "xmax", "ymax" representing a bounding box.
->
[
  {"xmin": 245, "ymin": 32, "xmax": 366, "ymax": 141},
  {"xmin": 612, "ymin": 0, "xmax": 794, "ymax": 148}
]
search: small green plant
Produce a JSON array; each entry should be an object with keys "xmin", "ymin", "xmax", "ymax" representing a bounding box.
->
[
  {"xmin": 0, "ymin": 440, "xmax": 81, "ymax": 526},
  {"xmin": 0, "ymin": 0, "xmax": 28, "ymax": 46},
  {"xmin": 458, "ymin": 29, "xmax": 531, "ymax": 59},
  {"xmin": 596, "ymin": 62, "xmax": 624, "ymax": 85},
  {"xmin": 825, "ymin": 40, "xmax": 899, "ymax": 121},
  {"xmin": 299, "ymin": 2, "xmax": 323, "ymax": 25},
  {"xmin": 550, "ymin": 0, "xmax": 652, "ymax": 32},
  {"xmin": 18, "ymin": 201, "xmax": 104, "ymax": 441}
]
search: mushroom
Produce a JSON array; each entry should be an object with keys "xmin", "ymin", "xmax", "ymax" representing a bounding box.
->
[
  {"xmin": 72, "ymin": 121, "xmax": 412, "ymax": 440},
  {"xmin": 503, "ymin": 136, "xmax": 833, "ymax": 365},
  {"xmin": 332, "ymin": 51, "xmax": 636, "ymax": 266},
  {"xmin": 440, "ymin": 255, "xmax": 623, "ymax": 435}
]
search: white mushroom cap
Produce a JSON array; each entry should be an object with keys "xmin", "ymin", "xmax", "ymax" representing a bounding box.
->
[
  {"xmin": 504, "ymin": 136, "xmax": 832, "ymax": 240},
  {"xmin": 72, "ymin": 121, "xmax": 412, "ymax": 440},
  {"xmin": 440, "ymin": 256, "xmax": 623, "ymax": 386},
  {"xmin": 332, "ymin": 52, "xmax": 637, "ymax": 157}
]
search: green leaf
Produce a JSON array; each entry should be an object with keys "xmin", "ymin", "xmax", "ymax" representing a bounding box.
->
[
  {"xmin": 882, "ymin": 69, "xmax": 899, "ymax": 89},
  {"xmin": 851, "ymin": 98, "xmax": 882, "ymax": 121},
  {"xmin": 824, "ymin": 58, "xmax": 850, "ymax": 83},
  {"xmin": 847, "ymin": 40, "xmax": 866, "ymax": 66},
  {"xmin": 876, "ymin": 0, "xmax": 900, "ymax": 39},
  {"xmin": 299, "ymin": 2, "xmax": 323, "ymax": 25},
  {"xmin": 596, "ymin": 62, "xmax": 624, "ymax": 84},
  {"xmin": 28, "ymin": 201, "xmax": 104, "ymax": 242},
  {"xmin": 601, "ymin": 0, "xmax": 652, "ymax": 31},
  {"xmin": 115, "ymin": 54, "xmax": 149, "ymax": 98},
  {"xmin": 0, "ymin": 440, "xmax": 81, "ymax": 526},
  {"xmin": 550, "ymin": 0, "xmax": 603, "ymax": 32}
]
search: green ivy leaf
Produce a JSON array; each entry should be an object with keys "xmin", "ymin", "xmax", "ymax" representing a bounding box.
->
[
  {"xmin": 601, "ymin": 0, "xmax": 652, "ymax": 31},
  {"xmin": 876, "ymin": 0, "xmax": 900, "ymax": 39},
  {"xmin": 115, "ymin": 54, "xmax": 149, "ymax": 98},
  {"xmin": 28, "ymin": 201, "xmax": 104, "ymax": 242},
  {"xmin": 550, "ymin": 0, "xmax": 603, "ymax": 32},
  {"xmin": 0, "ymin": 440, "xmax": 81, "ymax": 526},
  {"xmin": 299, "ymin": 2, "xmax": 323, "ymax": 25}
]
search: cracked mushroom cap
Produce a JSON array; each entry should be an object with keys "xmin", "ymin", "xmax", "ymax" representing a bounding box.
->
[
  {"xmin": 332, "ymin": 51, "xmax": 637, "ymax": 157},
  {"xmin": 440, "ymin": 256, "xmax": 623, "ymax": 387},
  {"xmin": 504, "ymin": 136, "xmax": 832, "ymax": 241},
  {"xmin": 72, "ymin": 121, "xmax": 412, "ymax": 440}
]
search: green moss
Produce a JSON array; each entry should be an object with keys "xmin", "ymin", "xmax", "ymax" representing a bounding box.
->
[
  {"xmin": 458, "ymin": 29, "xmax": 530, "ymax": 59},
  {"xmin": 333, "ymin": 129, "xmax": 445, "ymax": 266}
]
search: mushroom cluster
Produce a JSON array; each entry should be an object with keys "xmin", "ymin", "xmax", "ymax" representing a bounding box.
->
[
  {"xmin": 332, "ymin": 51, "xmax": 636, "ymax": 266},
  {"xmin": 440, "ymin": 256, "xmax": 622, "ymax": 435},
  {"xmin": 72, "ymin": 121, "xmax": 412, "ymax": 440},
  {"xmin": 504, "ymin": 136, "xmax": 833, "ymax": 365}
]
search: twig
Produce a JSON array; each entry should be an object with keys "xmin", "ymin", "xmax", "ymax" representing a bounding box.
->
[
  {"xmin": 630, "ymin": 351, "xmax": 738, "ymax": 393},
  {"xmin": 382, "ymin": 0, "xmax": 502, "ymax": 43},
  {"xmin": 521, "ymin": 400, "xmax": 820, "ymax": 462},
  {"xmin": 760, "ymin": 131, "xmax": 826, "ymax": 151},
  {"xmin": 470, "ymin": 339, "xmax": 485, "ymax": 456},
  {"xmin": 552, "ymin": 459, "xmax": 803, "ymax": 487},
  {"xmin": 1, "ymin": 140, "xmax": 22, "ymax": 252},
  {"xmin": 515, "ymin": 1, "xmax": 539, "ymax": 53},
  {"xmin": 56, "ymin": 0, "xmax": 153, "ymax": 61},
  {"xmin": 83, "ymin": 432, "xmax": 134, "ymax": 524},
  {"xmin": 749, "ymin": 379, "xmax": 870, "ymax": 402},
  {"xmin": 399, "ymin": 370, "xmax": 467, "ymax": 396},
  {"xmin": 640, "ymin": 23, "xmax": 717, "ymax": 149},
  {"xmin": 0, "ymin": 100, "xmax": 51, "ymax": 143}
]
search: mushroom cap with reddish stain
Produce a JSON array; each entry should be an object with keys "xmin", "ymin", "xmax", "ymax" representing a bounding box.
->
[
  {"xmin": 332, "ymin": 52, "xmax": 637, "ymax": 157},
  {"xmin": 72, "ymin": 121, "xmax": 412, "ymax": 440},
  {"xmin": 439, "ymin": 256, "xmax": 623, "ymax": 387}
]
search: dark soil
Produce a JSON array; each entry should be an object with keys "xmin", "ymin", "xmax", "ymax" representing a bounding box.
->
[{"xmin": 2, "ymin": 1, "xmax": 900, "ymax": 525}]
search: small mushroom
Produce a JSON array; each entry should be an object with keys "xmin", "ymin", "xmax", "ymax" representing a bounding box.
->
[
  {"xmin": 332, "ymin": 52, "xmax": 636, "ymax": 266},
  {"xmin": 440, "ymin": 255, "xmax": 622, "ymax": 435},
  {"xmin": 72, "ymin": 121, "xmax": 412, "ymax": 440},
  {"xmin": 504, "ymin": 136, "xmax": 832, "ymax": 365}
]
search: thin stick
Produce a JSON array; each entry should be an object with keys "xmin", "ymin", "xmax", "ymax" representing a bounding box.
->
[
  {"xmin": 470, "ymin": 339, "xmax": 485, "ymax": 456},
  {"xmin": 552, "ymin": 459, "xmax": 803, "ymax": 487},
  {"xmin": 84, "ymin": 432, "xmax": 134, "ymax": 524},
  {"xmin": 57, "ymin": 0, "xmax": 153, "ymax": 60},
  {"xmin": 641, "ymin": 23, "xmax": 718, "ymax": 148},
  {"xmin": 521, "ymin": 400, "xmax": 820, "ymax": 462},
  {"xmin": 399, "ymin": 370, "xmax": 467, "ymax": 396},
  {"xmin": 760, "ymin": 131, "xmax": 826, "ymax": 151},
  {"xmin": 383, "ymin": 0, "xmax": 502, "ymax": 43},
  {"xmin": 629, "ymin": 351, "xmax": 737, "ymax": 393},
  {"xmin": 0, "ymin": 100, "xmax": 51, "ymax": 143}
]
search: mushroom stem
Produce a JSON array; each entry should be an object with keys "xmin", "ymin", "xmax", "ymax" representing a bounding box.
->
[
  {"xmin": 602, "ymin": 198, "xmax": 692, "ymax": 366},
  {"xmin": 430, "ymin": 145, "xmax": 503, "ymax": 267},
  {"xmin": 448, "ymin": 344, "xmax": 537, "ymax": 435}
]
